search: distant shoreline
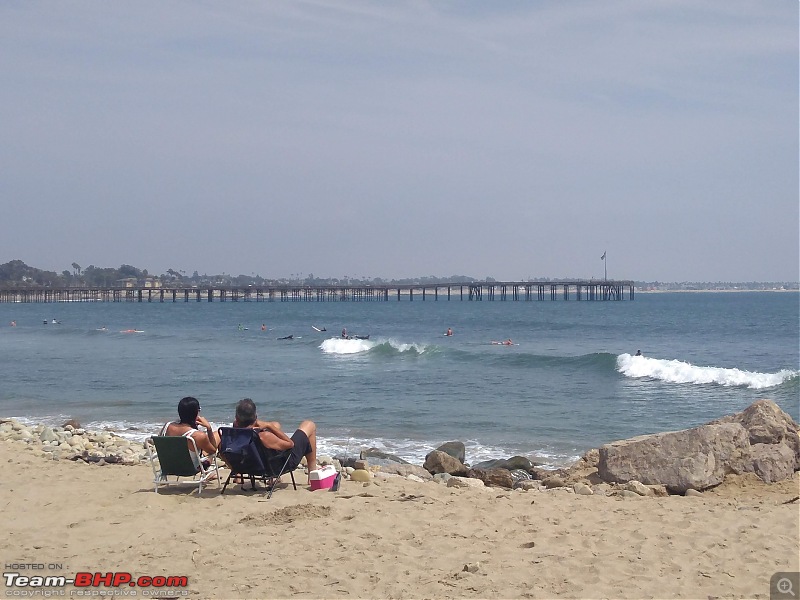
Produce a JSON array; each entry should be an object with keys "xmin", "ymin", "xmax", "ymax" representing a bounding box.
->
[{"xmin": 636, "ymin": 288, "xmax": 798, "ymax": 293}]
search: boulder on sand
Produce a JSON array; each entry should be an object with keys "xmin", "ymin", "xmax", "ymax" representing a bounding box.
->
[{"xmin": 597, "ymin": 400, "xmax": 799, "ymax": 493}]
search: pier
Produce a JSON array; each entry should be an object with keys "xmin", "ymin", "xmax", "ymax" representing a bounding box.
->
[{"xmin": 0, "ymin": 281, "xmax": 634, "ymax": 303}]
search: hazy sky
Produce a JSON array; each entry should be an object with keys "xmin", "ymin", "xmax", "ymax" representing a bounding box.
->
[{"xmin": 1, "ymin": 1, "xmax": 797, "ymax": 282}]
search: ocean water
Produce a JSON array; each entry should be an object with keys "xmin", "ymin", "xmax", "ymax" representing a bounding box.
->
[{"xmin": 0, "ymin": 292, "xmax": 797, "ymax": 467}]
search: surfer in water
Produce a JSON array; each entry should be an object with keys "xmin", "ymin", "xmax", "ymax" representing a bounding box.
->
[
  {"xmin": 445, "ymin": 327, "xmax": 453, "ymax": 336},
  {"xmin": 635, "ymin": 349, "xmax": 642, "ymax": 356},
  {"xmin": 341, "ymin": 328, "xmax": 348, "ymax": 339}
]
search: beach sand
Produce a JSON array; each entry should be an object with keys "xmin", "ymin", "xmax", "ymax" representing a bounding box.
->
[{"xmin": 2, "ymin": 439, "xmax": 798, "ymax": 599}]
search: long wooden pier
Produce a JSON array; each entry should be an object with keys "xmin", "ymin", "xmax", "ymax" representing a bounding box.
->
[{"xmin": 0, "ymin": 281, "xmax": 634, "ymax": 303}]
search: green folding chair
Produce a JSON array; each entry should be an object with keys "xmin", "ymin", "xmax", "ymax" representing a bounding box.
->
[{"xmin": 146, "ymin": 435, "xmax": 220, "ymax": 495}]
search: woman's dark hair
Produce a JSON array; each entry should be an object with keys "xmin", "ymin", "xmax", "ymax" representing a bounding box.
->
[
  {"xmin": 235, "ymin": 398, "xmax": 257, "ymax": 427},
  {"xmin": 177, "ymin": 396, "xmax": 200, "ymax": 428}
]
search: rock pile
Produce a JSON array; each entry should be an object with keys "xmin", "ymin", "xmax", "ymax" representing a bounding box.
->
[{"xmin": 0, "ymin": 419, "xmax": 149, "ymax": 465}]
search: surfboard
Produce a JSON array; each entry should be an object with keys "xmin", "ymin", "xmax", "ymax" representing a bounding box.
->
[{"xmin": 312, "ymin": 326, "xmax": 326, "ymax": 332}]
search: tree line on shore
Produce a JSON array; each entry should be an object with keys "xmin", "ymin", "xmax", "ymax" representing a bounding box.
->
[{"xmin": 0, "ymin": 259, "xmax": 796, "ymax": 291}]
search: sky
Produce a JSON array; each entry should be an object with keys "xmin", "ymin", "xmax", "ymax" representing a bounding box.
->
[{"xmin": 1, "ymin": 1, "xmax": 797, "ymax": 283}]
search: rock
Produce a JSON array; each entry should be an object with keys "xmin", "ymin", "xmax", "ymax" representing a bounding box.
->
[
  {"xmin": 423, "ymin": 450, "xmax": 467, "ymax": 476},
  {"xmin": 435, "ymin": 441, "xmax": 466, "ymax": 464},
  {"xmin": 616, "ymin": 490, "xmax": 641, "ymax": 499},
  {"xmin": 406, "ymin": 474, "xmax": 425, "ymax": 483},
  {"xmin": 750, "ymin": 442, "xmax": 796, "ymax": 483},
  {"xmin": 573, "ymin": 483, "xmax": 594, "ymax": 495},
  {"xmin": 598, "ymin": 400, "xmax": 800, "ymax": 492},
  {"xmin": 432, "ymin": 473, "xmax": 451, "ymax": 485},
  {"xmin": 376, "ymin": 464, "xmax": 432, "ymax": 480},
  {"xmin": 62, "ymin": 419, "xmax": 82, "ymax": 429},
  {"xmin": 714, "ymin": 399, "xmax": 800, "ymax": 472},
  {"xmin": 530, "ymin": 466, "xmax": 566, "ymax": 481},
  {"xmin": 359, "ymin": 448, "xmax": 410, "ymax": 465},
  {"xmin": 447, "ymin": 476, "xmax": 485, "ymax": 489},
  {"xmin": 515, "ymin": 480, "xmax": 539, "ymax": 491},
  {"xmin": 684, "ymin": 489, "xmax": 703, "ymax": 497},
  {"xmin": 622, "ymin": 481, "xmax": 653, "ymax": 496},
  {"xmin": 542, "ymin": 476, "xmax": 566, "ymax": 489},
  {"xmin": 317, "ymin": 454, "xmax": 335, "ymax": 466},
  {"xmin": 353, "ymin": 459, "xmax": 369, "ymax": 471},
  {"xmin": 472, "ymin": 456, "xmax": 533, "ymax": 472},
  {"xmin": 598, "ymin": 422, "xmax": 750, "ymax": 493},
  {"xmin": 467, "ymin": 467, "xmax": 514, "ymax": 489},
  {"xmin": 39, "ymin": 427, "xmax": 58, "ymax": 443}
]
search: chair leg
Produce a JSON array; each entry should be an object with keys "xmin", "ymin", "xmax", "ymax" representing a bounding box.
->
[
  {"xmin": 221, "ymin": 471, "xmax": 234, "ymax": 494},
  {"xmin": 289, "ymin": 471, "xmax": 297, "ymax": 490}
]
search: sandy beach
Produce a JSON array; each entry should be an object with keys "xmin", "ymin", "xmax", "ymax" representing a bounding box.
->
[{"xmin": 2, "ymin": 436, "xmax": 798, "ymax": 600}]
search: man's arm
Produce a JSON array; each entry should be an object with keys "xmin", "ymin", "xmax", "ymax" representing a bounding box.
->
[{"xmin": 257, "ymin": 423, "xmax": 294, "ymax": 451}]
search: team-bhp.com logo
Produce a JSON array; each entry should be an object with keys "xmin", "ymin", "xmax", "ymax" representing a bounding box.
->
[{"xmin": 4, "ymin": 571, "xmax": 189, "ymax": 597}]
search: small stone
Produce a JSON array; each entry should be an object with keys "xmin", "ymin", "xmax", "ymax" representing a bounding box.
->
[
  {"xmin": 543, "ymin": 477, "xmax": 566, "ymax": 489},
  {"xmin": 684, "ymin": 489, "xmax": 703, "ymax": 497},
  {"xmin": 463, "ymin": 562, "xmax": 480, "ymax": 573},
  {"xmin": 573, "ymin": 483, "xmax": 594, "ymax": 495},
  {"xmin": 623, "ymin": 481, "xmax": 653, "ymax": 496},
  {"xmin": 353, "ymin": 459, "xmax": 369, "ymax": 471},
  {"xmin": 617, "ymin": 490, "xmax": 640, "ymax": 499},
  {"xmin": 515, "ymin": 480, "xmax": 539, "ymax": 491},
  {"xmin": 446, "ymin": 476, "xmax": 485, "ymax": 489}
]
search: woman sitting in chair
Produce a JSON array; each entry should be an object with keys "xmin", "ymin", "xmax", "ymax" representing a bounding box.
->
[{"xmin": 161, "ymin": 396, "xmax": 219, "ymax": 469}]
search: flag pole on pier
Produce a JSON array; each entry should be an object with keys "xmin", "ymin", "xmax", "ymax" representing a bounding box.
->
[{"xmin": 601, "ymin": 250, "xmax": 607, "ymax": 281}]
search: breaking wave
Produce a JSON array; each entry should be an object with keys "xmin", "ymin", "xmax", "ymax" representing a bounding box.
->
[{"xmin": 616, "ymin": 353, "xmax": 798, "ymax": 390}]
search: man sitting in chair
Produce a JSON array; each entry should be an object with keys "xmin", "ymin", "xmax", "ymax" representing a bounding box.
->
[{"xmin": 233, "ymin": 398, "xmax": 318, "ymax": 474}]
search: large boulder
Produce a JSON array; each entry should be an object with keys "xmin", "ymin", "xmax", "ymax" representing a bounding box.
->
[
  {"xmin": 597, "ymin": 422, "xmax": 750, "ymax": 493},
  {"xmin": 435, "ymin": 441, "xmax": 466, "ymax": 464},
  {"xmin": 467, "ymin": 467, "xmax": 515, "ymax": 489},
  {"xmin": 713, "ymin": 399, "xmax": 800, "ymax": 471},
  {"xmin": 423, "ymin": 450, "xmax": 468, "ymax": 476},
  {"xmin": 596, "ymin": 399, "xmax": 800, "ymax": 492}
]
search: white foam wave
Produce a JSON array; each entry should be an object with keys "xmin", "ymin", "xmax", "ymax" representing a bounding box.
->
[
  {"xmin": 617, "ymin": 353, "xmax": 797, "ymax": 389},
  {"xmin": 319, "ymin": 337, "xmax": 375, "ymax": 354}
]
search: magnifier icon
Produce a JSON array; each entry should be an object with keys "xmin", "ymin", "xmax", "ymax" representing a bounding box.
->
[{"xmin": 778, "ymin": 577, "xmax": 796, "ymax": 597}]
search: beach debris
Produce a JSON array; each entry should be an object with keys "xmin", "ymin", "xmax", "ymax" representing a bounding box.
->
[
  {"xmin": 573, "ymin": 482, "xmax": 594, "ymax": 495},
  {"xmin": 462, "ymin": 562, "xmax": 481, "ymax": 573}
]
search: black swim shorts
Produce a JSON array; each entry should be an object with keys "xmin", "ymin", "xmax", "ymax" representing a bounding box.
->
[{"xmin": 286, "ymin": 429, "xmax": 311, "ymax": 471}]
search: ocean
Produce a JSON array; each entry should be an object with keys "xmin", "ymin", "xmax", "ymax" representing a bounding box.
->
[{"xmin": 0, "ymin": 292, "xmax": 797, "ymax": 468}]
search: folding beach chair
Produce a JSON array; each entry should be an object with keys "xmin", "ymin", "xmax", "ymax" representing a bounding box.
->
[
  {"xmin": 217, "ymin": 427, "xmax": 297, "ymax": 498},
  {"xmin": 146, "ymin": 435, "xmax": 220, "ymax": 495}
]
